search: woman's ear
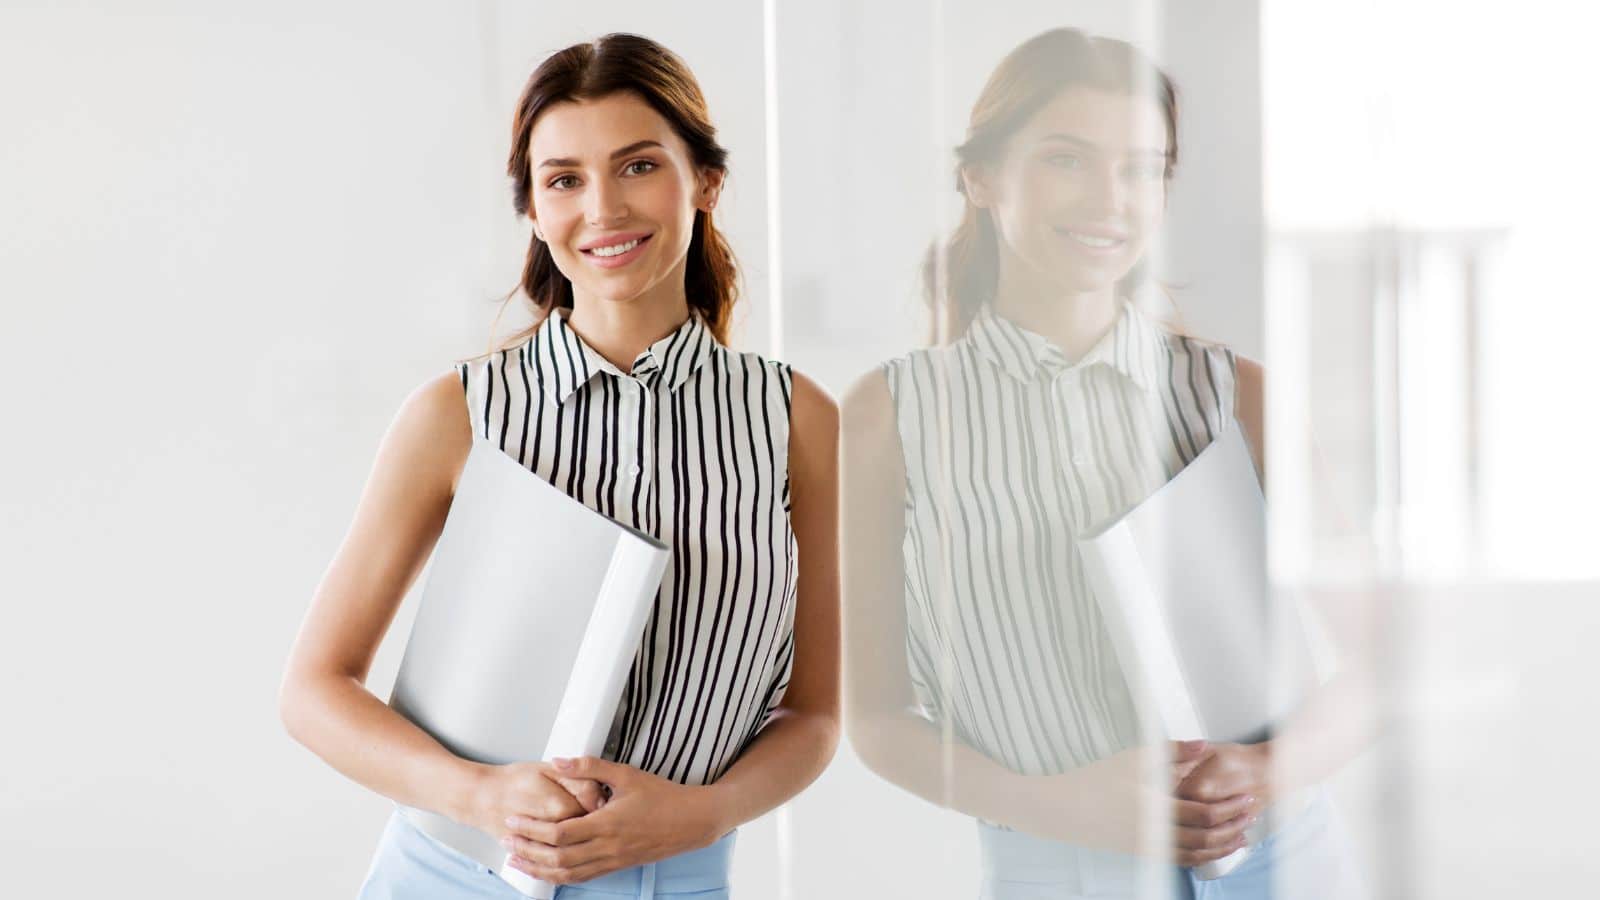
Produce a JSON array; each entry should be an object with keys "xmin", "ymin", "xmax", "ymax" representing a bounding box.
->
[
  {"xmin": 532, "ymin": 219, "xmax": 545, "ymax": 241},
  {"xmin": 959, "ymin": 164, "xmax": 994, "ymax": 209},
  {"xmin": 698, "ymin": 168, "xmax": 727, "ymax": 212}
]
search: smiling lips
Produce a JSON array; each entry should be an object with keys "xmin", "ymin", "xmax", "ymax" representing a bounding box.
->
[
  {"xmin": 1055, "ymin": 226, "xmax": 1128, "ymax": 252},
  {"xmin": 578, "ymin": 232, "xmax": 653, "ymax": 268}
]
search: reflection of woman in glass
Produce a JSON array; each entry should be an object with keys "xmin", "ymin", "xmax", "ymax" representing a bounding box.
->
[
  {"xmin": 842, "ymin": 28, "xmax": 1362, "ymax": 899},
  {"xmin": 280, "ymin": 34, "xmax": 840, "ymax": 899}
]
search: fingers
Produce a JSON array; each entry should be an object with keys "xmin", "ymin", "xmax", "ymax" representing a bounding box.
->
[
  {"xmin": 1172, "ymin": 793, "xmax": 1256, "ymax": 828},
  {"xmin": 499, "ymin": 832, "xmax": 612, "ymax": 885},
  {"xmin": 515, "ymin": 773, "xmax": 586, "ymax": 822},
  {"xmin": 554, "ymin": 775, "xmax": 606, "ymax": 813},
  {"xmin": 1174, "ymin": 834, "xmax": 1249, "ymax": 868},
  {"xmin": 1164, "ymin": 740, "xmax": 1212, "ymax": 787},
  {"xmin": 1170, "ymin": 758, "xmax": 1205, "ymax": 787},
  {"xmin": 504, "ymin": 811, "xmax": 605, "ymax": 848},
  {"xmin": 1176, "ymin": 769, "xmax": 1246, "ymax": 804},
  {"xmin": 505, "ymin": 853, "xmax": 612, "ymax": 887},
  {"xmin": 1172, "ymin": 806, "xmax": 1255, "ymax": 867},
  {"xmin": 552, "ymin": 755, "xmax": 633, "ymax": 788}
]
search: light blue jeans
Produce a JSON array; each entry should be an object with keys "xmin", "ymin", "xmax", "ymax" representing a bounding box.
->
[
  {"xmin": 356, "ymin": 808, "xmax": 736, "ymax": 899},
  {"xmin": 976, "ymin": 788, "xmax": 1366, "ymax": 900}
]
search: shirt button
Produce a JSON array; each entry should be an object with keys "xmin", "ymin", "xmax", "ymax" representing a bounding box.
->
[{"xmin": 629, "ymin": 463, "xmax": 641, "ymax": 476}]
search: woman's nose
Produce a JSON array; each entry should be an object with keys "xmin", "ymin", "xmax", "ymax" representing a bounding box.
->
[
  {"xmin": 1079, "ymin": 168, "xmax": 1127, "ymax": 218},
  {"xmin": 586, "ymin": 177, "xmax": 629, "ymax": 226}
]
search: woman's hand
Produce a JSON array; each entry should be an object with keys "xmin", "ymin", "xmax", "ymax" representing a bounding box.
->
[
  {"xmin": 1174, "ymin": 740, "xmax": 1275, "ymax": 810},
  {"xmin": 1167, "ymin": 741, "xmax": 1273, "ymax": 867},
  {"xmin": 499, "ymin": 756, "xmax": 724, "ymax": 886},
  {"xmin": 1043, "ymin": 739, "xmax": 1254, "ymax": 864},
  {"xmin": 460, "ymin": 761, "xmax": 606, "ymax": 842},
  {"xmin": 1051, "ymin": 740, "xmax": 1259, "ymax": 867},
  {"xmin": 1171, "ymin": 739, "xmax": 1267, "ymax": 800}
]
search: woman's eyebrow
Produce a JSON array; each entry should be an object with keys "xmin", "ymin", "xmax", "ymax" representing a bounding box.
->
[
  {"xmin": 538, "ymin": 139, "xmax": 666, "ymax": 169},
  {"xmin": 1038, "ymin": 133, "xmax": 1165, "ymax": 158}
]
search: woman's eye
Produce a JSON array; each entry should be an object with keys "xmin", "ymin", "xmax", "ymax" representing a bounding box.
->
[
  {"xmin": 1125, "ymin": 162, "xmax": 1165, "ymax": 181},
  {"xmin": 624, "ymin": 159, "xmax": 657, "ymax": 176},
  {"xmin": 548, "ymin": 174, "xmax": 579, "ymax": 190}
]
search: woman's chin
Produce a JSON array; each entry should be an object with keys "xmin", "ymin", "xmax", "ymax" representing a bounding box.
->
[
  {"xmin": 1035, "ymin": 269, "xmax": 1129, "ymax": 298},
  {"xmin": 578, "ymin": 279, "xmax": 655, "ymax": 306}
]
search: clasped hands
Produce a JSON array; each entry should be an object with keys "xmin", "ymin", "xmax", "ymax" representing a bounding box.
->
[
  {"xmin": 1051, "ymin": 738, "xmax": 1274, "ymax": 868},
  {"xmin": 1164, "ymin": 739, "xmax": 1275, "ymax": 867},
  {"xmin": 469, "ymin": 756, "xmax": 724, "ymax": 886}
]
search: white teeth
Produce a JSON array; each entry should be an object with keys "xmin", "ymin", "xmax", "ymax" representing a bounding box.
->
[
  {"xmin": 590, "ymin": 238, "xmax": 641, "ymax": 257},
  {"xmin": 1067, "ymin": 231, "xmax": 1121, "ymax": 249}
]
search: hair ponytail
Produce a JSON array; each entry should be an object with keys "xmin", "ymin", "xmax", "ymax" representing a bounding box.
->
[
  {"xmin": 684, "ymin": 207, "xmax": 738, "ymax": 342},
  {"xmin": 922, "ymin": 197, "xmax": 1000, "ymax": 344}
]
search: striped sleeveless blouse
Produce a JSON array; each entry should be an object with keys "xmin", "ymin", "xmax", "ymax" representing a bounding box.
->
[
  {"xmin": 882, "ymin": 298, "xmax": 1239, "ymax": 777},
  {"xmin": 457, "ymin": 307, "xmax": 798, "ymax": 787}
]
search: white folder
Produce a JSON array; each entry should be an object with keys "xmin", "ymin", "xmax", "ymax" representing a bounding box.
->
[
  {"xmin": 1077, "ymin": 423, "xmax": 1333, "ymax": 879},
  {"xmin": 386, "ymin": 437, "xmax": 668, "ymax": 898}
]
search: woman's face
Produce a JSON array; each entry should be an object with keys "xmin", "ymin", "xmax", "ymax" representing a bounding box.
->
[
  {"xmin": 527, "ymin": 91, "xmax": 720, "ymax": 308},
  {"xmin": 968, "ymin": 86, "xmax": 1170, "ymax": 296}
]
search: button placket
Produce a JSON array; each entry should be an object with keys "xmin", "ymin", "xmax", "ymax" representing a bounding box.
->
[
  {"xmin": 620, "ymin": 379, "xmax": 646, "ymax": 477},
  {"xmin": 1052, "ymin": 371, "xmax": 1092, "ymax": 467}
]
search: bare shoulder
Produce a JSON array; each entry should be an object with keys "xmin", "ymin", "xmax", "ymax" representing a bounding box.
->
[
  {"xmin": 842, "ymin": 366, "xmax": 890, "ymax": 420},
  {"xmin": 787, "ymin": 365, "xmax": 840, "ymax": 459},
  {"xmin": 1233, "ymin": 354, "xmax": 1266, "ymax": 475},
  {"xmin": 388, "ymin": 368, "xmax": 475, "ymax": 498},
  {"xmin": 840, "ymin": 366, "xmax": 898, "ymax": 456},
  {"xmin": 1234, "ymin": 354, "xmax": 1264, "ymax": 423},
  {"xmin": 1234, "ymin": 354, "xmax": 1264, "ymax": 395}
]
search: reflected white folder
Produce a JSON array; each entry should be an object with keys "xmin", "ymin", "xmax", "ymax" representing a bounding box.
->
[
  {"xmin": 1077, "ymin": 424, "xmax": 1332, "ymax": 879},
  {"xmin": 386, "ymin": 438, "xmax": 668, "ymax": 898}
]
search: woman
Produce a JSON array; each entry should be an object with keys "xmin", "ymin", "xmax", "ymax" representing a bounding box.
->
[
  {"xmin": 841, "ymin": 28, "xmax": 1364, "ymax": 899},
  {"xmin": 279, "ymin": 33, "xmax": 840, "ymax": 899}
]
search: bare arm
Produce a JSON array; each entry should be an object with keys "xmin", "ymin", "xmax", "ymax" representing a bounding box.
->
[
  {"xmin": 277, "ymin": 371, "xmax": 485, "ymax": 820},
  {"xmin": 277, "ymin": 370, "xmax": 597, "ymax": 827},
  {"xmin": 699, "ymin": 367, "xmax": 843, "ymax": 831}
]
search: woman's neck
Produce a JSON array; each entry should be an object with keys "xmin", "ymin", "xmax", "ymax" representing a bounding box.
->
[
  {"xmin": 566, "ymin": 284, "xmax": 693, "ymax": 373},
  {"xmin": 990, "ymin": 253, "xmax": 1121, "ymax": 364}
]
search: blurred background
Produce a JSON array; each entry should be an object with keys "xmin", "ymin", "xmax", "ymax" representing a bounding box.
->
[{"xmin": 2, "ymin": 0, "xmax": 1595, "ymax": 897}]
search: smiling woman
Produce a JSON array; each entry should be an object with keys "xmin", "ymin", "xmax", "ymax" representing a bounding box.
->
[
  {"xmin": 499, "ymin": 34, "xmax": 740, "ymax": 355},
  {"xmin": 277, "ymin": 32, "xmax": 840, "ymax": 900},
  {"xmin": 841, "ymin": 26, "xmax": 1364, "ymax": 900}
]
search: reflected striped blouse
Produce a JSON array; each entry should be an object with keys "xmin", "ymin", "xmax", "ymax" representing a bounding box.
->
[
  {"xmin": 882, "ymin": 299, "xmax": 1238, "ymax": 775},
  {"xmin": 458, "ymin": 308, "xmax": 798, "ymax": 786}
]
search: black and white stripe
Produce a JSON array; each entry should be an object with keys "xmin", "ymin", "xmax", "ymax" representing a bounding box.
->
[
  {"xmin": 883, "ymin": 300, "xmax": 1238, "ymax": 776},
  {"xmin": 459, "ymin": 309, "xmax": 797, "ymax": 787}
]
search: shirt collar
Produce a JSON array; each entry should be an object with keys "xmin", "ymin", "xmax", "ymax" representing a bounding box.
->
[
  {"xmin": 531, "ymin": 308, "xmax": 715, "ymax": 405},
  {"xmin": 966, "ymin": 298, "xmax": 1165, "ymax": 394}
]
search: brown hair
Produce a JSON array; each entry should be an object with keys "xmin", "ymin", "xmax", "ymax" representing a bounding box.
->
[
  {"xmin": 477, "ymin": 33, "xmax": 738, "ymax": 358},
  {"xmin": 923, "ymin": 28, "xmax": 1180, "ymax": 342}
]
